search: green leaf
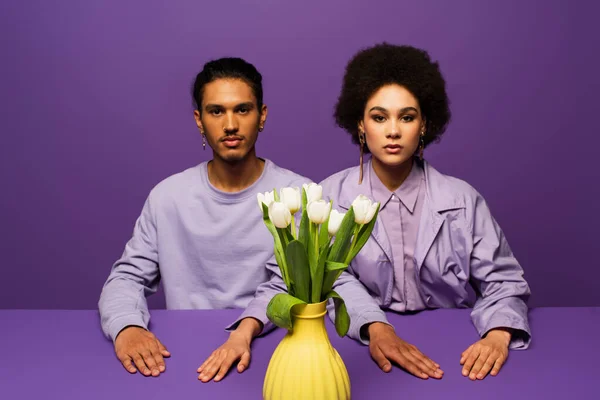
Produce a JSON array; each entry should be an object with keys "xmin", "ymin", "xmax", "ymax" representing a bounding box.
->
[
  {"xmin": 260, "ymin": 201, "xmax": 269, "ymax": 220},
  {"xmin": 298, "ymin": 209, "xmax": 310, "ymax": 248},
  {"xmin": 273, "ymin": 188, "xmax": 280, "ymax": 202},
  {"xmin": 286, "ymin": 240, "xmax": 311, "ymax": 303},
  {"xmin": 278, "ymin": 225, "xmax": 294, "ymax": 249},
  {"xmin": 321, "ymin": 260, "xmax": 348, "ymax": 294},
  {"xmin": 267, "ymin": 293, "xmax": 306, "ymax": 331},
  {"xmin": 326, "ymin": 291, "xmax": 350, "ymax": 337},
  {"xmin": 306, "ymin": 221, "xmax": 318, "ymax": 298},
  {"xmin": 311, "ymin": 245, "xmax": 329, "ymax": 303},
  {"xmin": 301, "ymin": 185, "xmax": 308, "ymax": 213},
  {"xmin": 346, "ymin": 204, "xmax": 380, "ymax": 263},
  {"xmin": 262, "ymin": 202, "xmax": 291, "ymax": 291},
  {"xmin": 325, "ymin": 261, "xmax": 348, "ymax": 272},
  {"xmin": 328, "ymin": 207, "xmax": 356, "ymax": 262}
]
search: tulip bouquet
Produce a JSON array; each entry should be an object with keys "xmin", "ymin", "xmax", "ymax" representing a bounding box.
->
[{"xmin": 257, "ymin": 183, "xmax": 380, "ymax": 336}]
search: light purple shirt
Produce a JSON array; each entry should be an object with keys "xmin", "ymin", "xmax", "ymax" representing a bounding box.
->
[
  {"xmin": 369, "ymin": 161, "xmax": 427, "ymax": 312},
  {"xmin": 98, "ymin": 159, "xmax": 307, "ymax": 342}
]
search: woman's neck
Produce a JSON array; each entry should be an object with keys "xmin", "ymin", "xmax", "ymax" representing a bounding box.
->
[{"xmin": 371, "ymin": 157, "xmax": 414, "ymax": 192}]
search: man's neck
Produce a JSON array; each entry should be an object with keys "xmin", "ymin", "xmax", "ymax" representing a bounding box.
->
[{"xmin": 207, "ymin": 152, "xmax": 265, "ymax": 193}]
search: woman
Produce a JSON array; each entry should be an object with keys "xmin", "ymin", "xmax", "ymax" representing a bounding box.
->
[{"xmin": 320, "ymin": 43, "xmax": 530, "ymax": 381}]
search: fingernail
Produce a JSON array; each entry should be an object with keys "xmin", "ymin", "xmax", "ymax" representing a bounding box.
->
[
  {"xmin": 159, "ymin": 365, "xmax": 165, "ymax": 372},
  {"xmin": 239, "ymin": 365, "xmax": 245, "ymax": 372},
  {"xmin": 469, "ymin": 373, "xmax": 476, "ymax": 380},
  {"xmin": 462, "ymin": 369, "xmax": 468, "ymax": 376},
  {"xmin": 477, "ymin": 374, "xmax": 483, "ymax": 379}
]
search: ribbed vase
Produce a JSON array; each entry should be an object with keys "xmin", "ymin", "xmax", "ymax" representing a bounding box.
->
[{"xmin": 263, "ymin": 300, "xmax": 351, "ymax": 400}]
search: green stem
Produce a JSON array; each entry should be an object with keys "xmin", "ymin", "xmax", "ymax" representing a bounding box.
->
[
  {"xmin": 290, "ymin": 215, "xmax": 296, "ymax": 239},
  {"xmin": 344, "ymin": 224, "xmax": 362, "ymax": 264},
  {"xmin": 314, "ymin": 224, "xmax": 320, "ymax": 261}
]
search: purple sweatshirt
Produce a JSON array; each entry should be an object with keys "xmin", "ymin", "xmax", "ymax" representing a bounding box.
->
[{"xmin": 98, "ymin": 159, "xmax": 307, "ymax": 341}]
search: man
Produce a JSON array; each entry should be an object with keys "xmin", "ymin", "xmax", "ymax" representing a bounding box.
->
[{"xmin": 99, "ymin": 57, "xmax": 307, "ymax": 378}]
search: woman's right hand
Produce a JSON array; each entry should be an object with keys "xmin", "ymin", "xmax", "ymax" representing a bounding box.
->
[{"xmin": 367, "ymin": 322, "xmax": 444, "ymax": 379}]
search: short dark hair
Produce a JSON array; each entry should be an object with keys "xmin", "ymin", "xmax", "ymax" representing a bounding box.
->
[
  {"xmin": 191, "ymin": 57, "xmax": 263, "ymax": 111},
  {"xmin": 334, "ymin": 43, "xmax": 451, "ymax": 151}
]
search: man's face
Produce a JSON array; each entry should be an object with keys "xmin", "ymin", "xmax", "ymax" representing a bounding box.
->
[{"xmin": 194, "ymin": 78, "xmax": 267, "ymax": 164}]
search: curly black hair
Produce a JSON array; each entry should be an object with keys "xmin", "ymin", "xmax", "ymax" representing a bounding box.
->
[{"xmin": 334, "ymin": 43, "xmax": 451, "ymax": 151}]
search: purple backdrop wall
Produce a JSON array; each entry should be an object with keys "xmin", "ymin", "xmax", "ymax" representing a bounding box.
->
[{"xmin": 1, "ymin": 0, "xmax": 598, "ymax": 309}]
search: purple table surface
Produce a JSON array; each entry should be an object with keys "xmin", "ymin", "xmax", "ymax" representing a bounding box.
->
[{"xmin": 1, "ymin": 307, "xmax": 598, "ymax": 399}]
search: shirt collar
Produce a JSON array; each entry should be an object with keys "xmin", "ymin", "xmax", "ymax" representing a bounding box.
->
[{"xmin": 369, "ymin": 160, "xmax": 424, "ymax": 213}]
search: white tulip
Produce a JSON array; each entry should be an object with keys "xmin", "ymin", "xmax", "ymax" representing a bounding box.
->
[
  {"xmin": 307, "ymin": 200, "xmax": 331, "ymax": 225},
  {"xmin": 268, "ymin": 201, "xmax": 292, "ymax": 228},
  {"xmin": 328, "ymin": 209, "xmax": 345, "ymax": 236},
  {"xmin": 365, "ymin": 202, "xmax": 378, "ymax": 223},
  {"xmin": 257, "ymin": 190, "xmax": 276, "ymax": 210},
  {"xmin": 352, "ymin": 194, "xmax": 379, "ymax": 225},
  {"xmin": 280, "ymin": 187, "xmax": 301, "ymax": 214},
  {"xmin": 302, "ymin": 183, "xmax": 323, "ymax": 203}
]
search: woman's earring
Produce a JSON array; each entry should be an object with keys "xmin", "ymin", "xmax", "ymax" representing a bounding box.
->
[
  {"xmin": 201, "ymin": 131, "xmax": 206, "ymax": 150},
  {"xmin": 359, "ymin": 131, "xmax": 366, "ymax": 184},
  {"xmin": 419, "ymin": 130, "xmax": 425, "ymax": 160}
]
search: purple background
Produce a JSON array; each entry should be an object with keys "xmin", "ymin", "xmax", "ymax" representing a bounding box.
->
[{"xmin": 1, "ymin": 0, "xmax": 598, "ymax": 310}]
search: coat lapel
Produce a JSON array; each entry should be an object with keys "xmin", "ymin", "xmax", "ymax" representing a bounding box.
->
[
  {"xmin": 415, "ymin": 161, "xmax": 466, "ymax": 271},
  {"xmin": 337, "ymin": 159, "xmax": 394, "ymax": 264}
]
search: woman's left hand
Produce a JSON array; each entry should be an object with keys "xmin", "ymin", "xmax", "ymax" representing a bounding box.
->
[{"xmin": 460, "ymin": 328, "xmax": 511, "ymax": 380}]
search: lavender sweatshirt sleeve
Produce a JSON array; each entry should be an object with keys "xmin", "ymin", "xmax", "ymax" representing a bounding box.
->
[
  {"xmin": 226, "ymin": 257, "xmax": 286, "ymax": 335},
  {"xmin": 98, "ymin": 194, "xmax": 160, "ymax": 342}
]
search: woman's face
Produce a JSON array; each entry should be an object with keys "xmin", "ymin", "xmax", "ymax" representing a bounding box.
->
[{"xmin": 359, "ymin": 84, "xmax": 425, "ymax": 168}]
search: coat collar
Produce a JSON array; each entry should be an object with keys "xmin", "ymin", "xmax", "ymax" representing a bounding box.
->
[{"xmin": 336, "ymin": 158, "xmax": 466, "ymax": 268}]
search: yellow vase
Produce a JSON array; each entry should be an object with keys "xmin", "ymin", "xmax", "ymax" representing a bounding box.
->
[{"xmin": 263, "ymin": 300, "xmax": 351, "ymax": 400}]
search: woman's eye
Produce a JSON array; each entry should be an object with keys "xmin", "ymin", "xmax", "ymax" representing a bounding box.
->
[
  {"xmin": 210, "ymin": 109, "xmax": 222, "ymax": 116},
  {"xmin": 402, "ymin": 115, "xmax": 414, "ymax": 122},
  {"xmin": 373, "ymin": 115, "xmax": 385, "ymax": 122}
]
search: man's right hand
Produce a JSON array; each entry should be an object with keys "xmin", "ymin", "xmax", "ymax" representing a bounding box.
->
[
  {"xmin": 114, "ymin": 326, "xmax": 171, "ymax": 377},
  {"xmin": 367, "ymin": 322, "xmax": 443, "ymax": 379}
]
